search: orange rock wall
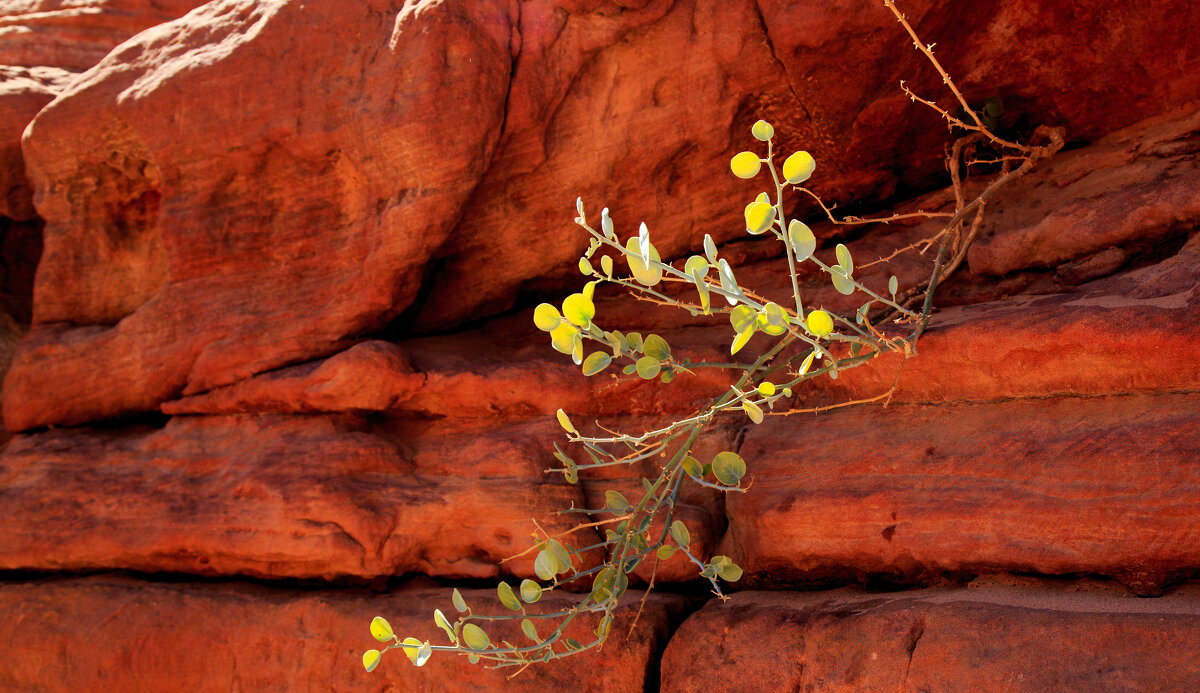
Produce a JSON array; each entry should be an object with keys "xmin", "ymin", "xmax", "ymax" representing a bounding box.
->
[{"xmin": 2, "ymin": 0, "xmax": 1199, "ymax": 690}]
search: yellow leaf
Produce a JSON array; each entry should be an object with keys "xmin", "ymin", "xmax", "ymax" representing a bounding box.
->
[
  {"xmin": 730, "ymin": 151, "xmax": 762, "ymax": 179},
  {"xmin": 782, "ymin": 151, "xmax": 816, "ymax": 184}
]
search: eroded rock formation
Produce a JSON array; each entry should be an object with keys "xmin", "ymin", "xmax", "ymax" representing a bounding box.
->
[{"xmin": 2, "ymin": 0, "xmax": 1199, "ymax": 690}]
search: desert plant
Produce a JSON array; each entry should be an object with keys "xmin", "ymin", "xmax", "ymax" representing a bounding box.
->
[{"xmin": 362, "ymin": 0, "xmax": 1062, "ymax": 675}]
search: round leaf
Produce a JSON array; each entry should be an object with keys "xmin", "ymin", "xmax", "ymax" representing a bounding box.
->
[
  {"xmin": 657, "ymin": 544, "xmax": 677, "ymax": 560},
  {"xmin": 782, "ymin": 150, "xmax": 816, "ymax": 184},
  {"xmin": 582, "ymin": 351, "xmax": 612, "ymax": 376},
  {"xmin": 719, "ymin": 562, "xmax": 744, "ymax": 582},
  {"xmin": 624, "ymin": 237, "xmax": 663, "ymax": 287},
  {"xmin": 534, "ymin": 550, "xmax": 557, "ymax": 581},
  {"xmin": 682, "ymin": 456, "xmax": 703, "ymax": 477},
  {"xmin": 635, "ymin": 356, "xmax": 661, "ymax": 379},
  {"xmin": 549, "ymin": 322, "xmax": 577, "ymax": 355},
  {"xmin": 835, "ymin": 243, "xmax": 854, "ymax": 274},
  {"xmin": 751, "ymin": 119, "xmax": 774, "ymax": 141},
  {"xmin": 462, "ymin": 624, "xmax": 491, "ymax": 651},
  {"xmin": 757, "ymin": 382, "xmax": 776, "ymax": 397},
  {"xmin": 744, "ymin": 200, "xmax": 774, "ymax": 235},
  {"xmin": 684, "ymin": 255, "xmax": 709, "ymax": 277},
  {"xmin": 452, "ymin": 588, "xmax": 468, "ymax": 613},
  {"xmin": 548, "ymin": 540, "xmax": 572, "ymax": 574},
  {"xmin": 670, "ymin": 520, "xmax": 691, "ymax": 547},
  {"xmin": 730, "ymin": 151, "xmax": 762, "ymax": 179},
  {"xmin": 533, "ymin": 303, "xmax": 561, "ymax": 331},
  {"xmin": 788, "ymin": 220, "xmax": 816, "ymax": 261},
  {"xmin": 497, "ymin": 581, "xmax": 521, "ymax": 611},
  {"xmin": 643, "ymin": 334, "xmax": 671, "ymax": 360},
  {"xmin": 362, "ymin": 649, "xmax": 382, "ymax": 673},
  {"xmin": 605, "ymin": 490, "xmax": 629, "ymax": 512},
  {"xmin": 730, "ymin": 305, "xmax": 757, "ymax": 333},
  {"xmin": 712, "ymin": 451, "xmax": 747, "ymax": 485},
  {"xmin": 807, "ymin": 310, "xmax": 834, "ymax": 338},
  {"xmin": 830, "ymin": 266, "xmax": 855, "ymax": 295},
  {"xmin": 578, "ymin": 257, "xmax": 593, "ymax": 275},
  {"xmin": 520, "ymin": 579, "xmax": 542, "ymax": 604},
  {"xmin": 601, "ymin": 254, "xmax": 614, "ymax": 278},
  {"xmin": 561, "ymin": 293, "xmax": 595, "ymax": 327},
  {"xmin": 370, "ymin": 616, "xmax": 395, "ymax": 643}
]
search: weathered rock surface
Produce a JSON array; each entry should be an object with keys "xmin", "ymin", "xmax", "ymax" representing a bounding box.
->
[
  {"xmin": 723, "ymin": 392, "xmax": 1200, "ymax": 589},
  {"xmin": 661, "ymin": 581, "xmax": 1200, "ymax": 692},
  {"xmin": 0, "ymin": 66, "xmax": 69, "ymax": 220},
  {"xmin": 9, "ymin": 0, "xmax": 1200, "ymax": 432},
  {"xmin": 0, "ymin": 575, "xmax": 688, "ymax": 692},
  {"xmin": 0, "ymin": 414, "xmax": 590, "ymax": 580},
  {"xmin": 4, "ymin": 0, "xmax": 516, "ymax": 430}
]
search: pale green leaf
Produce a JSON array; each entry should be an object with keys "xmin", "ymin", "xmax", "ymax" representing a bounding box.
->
[
  {"xmin": 582, "ymin": 351, "xmax": 612, "ymax": 376},
  {"xmin": 635, "ymin": 356, "xmax": 661, "ymax": 379},
  {"xmin": 520, "ymin": 579, "xmax": 542, "ymax": 604},
  {"xmin": 497, "ymin": 581, "xmax": 521, "ymax": 611},
  {"xmin": 787, "ymin": 220, "xmax": 816, "ymax": 261},
  {"xmin": 462, "ymin": 624, "xmax": 491, "ymax": 651},
  {"xmin": 712, "ymin": 451, "xmax": 747, "ymax": 485},
  {"xmin": 670, "ymin": 520, "xmax": 691, "ymax": 547},
  {"xmin": 742, "ymin": 400, "xmax": 763, "ymax": 424}
]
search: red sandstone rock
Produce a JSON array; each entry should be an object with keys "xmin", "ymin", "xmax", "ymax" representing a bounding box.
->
[
  {"xmin": 3, "ymin": 0, "xmax": 517, "ymax": 430},
  {"xmin": 162, "ymin": 340, "xmax": 425, "ymax": 415},
  {"xmin": 0, "ymin": 66, "xmax": 69, "ymax": 220},
  {"xmin": 9, "ymin": 0, "xmax": 1200, "ymax": 432},
  {"xmin": 661, "ymin": 581, "xmax": 1200, "ymax": 692},
  {"xmin": 721, "ymin": 392, "xmax": 1200, "ymax": 588},
  {"xmin": 0, "ymin": 414, "xmax": 595, "ymax": 580},
  {"xmin": 0, "ymin": 576, "xmax": 687, "ymax": 692}
]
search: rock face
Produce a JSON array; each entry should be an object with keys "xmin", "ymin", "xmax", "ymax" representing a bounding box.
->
[{"xmin": 2, "ymin": 0, "xmax": 1200, "ymax": 690}]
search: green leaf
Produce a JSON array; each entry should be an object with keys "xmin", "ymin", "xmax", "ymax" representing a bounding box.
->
[
  {"xmin": 984, "ymin": 95, "xmax": 1004, "ymax": 117},
  {"xmin": 831, "ymin": 265, "xmax": 855, "ymax": 295},
  {"xmin": 434, "ymin": 609, "xmax": 456, "ymax": 644},
  {"xmin": 625, "ymin": 236, "xmax": 663, "ymax": 287},
  {"xmin": 835, "ymin": 243, "xmax": 854, "ymax": 274},
  {"xmin": 888, "ymin": 274, "xmax": 899, "ymax": 296},
  {"xmin": 787, "ymin": 220, "xmax": 816, "ymax": 261},
  {"xmin": 670, "ymin": 520, "xmax": 691, "ymax": 547},
  {"xmin": 578, "ymin": 256, "xmax": 593, "ymax": 275},
  {"xmin": 370, "ymin": 616, "xmax": 395, "ymax": 642},
  {"xmin": 751, "ymin": 119, "xmax": 774, "ymax": 141},
  {"xmin": 561, "ymin": 292, "xmax": 596, "ymax": 327},
  {"xmin": 730, "ymin": 305, "xmax": 757, "ymax": 333},
  {"xmin": 590, "ymin": 565, "xmax": 629, "ymax": 603},
  {"xmin": 362, "ymin": 649, "xmax": 382, "ymax": 673},
  {"xmin": 703, "ymin": 234, "xmax": 718, "ymax": 265},
  {"xmin": 548, "ymin": 539, "xmax": 572, "ymax": 574},
  {"xmin": 730, "ymin": 151, "xmax": 762, "ymax": 179},
  {"xmin": 582, "ymin": 351, "xmax": 612, "ymax": 376},
  {"xmin": 782, "ymin": 150, "xmax": 816, "ymax": 184},
  {"xmin": 452, "ymin": 588, "xmax": 468, "ymax": 613},
  {"xmin": 742, "ymin": 400, "xmax": 764, "ymax": 424},
  {"xmin": 682, "ymin": 456, "xmax": 703, "ymax": 477},
  {"xmin": 533, "ymin": 303, "xmax": 562, "ymax": 332},
  {"xmin": 520, "ymin": 579, "xmax": 542, "ymax": 604},
  {"xmin": 730, "ymin": 325, "xmax": 754, "ymax": 355},
  {"xmin": 605, "ymin": 490, "xmax": 629, "ymax": 513},
  {"xmin": 712, "ymin": 451, "xmax": 747, "ymax": 485},
  {"xmin": 565, "ymin": 638, "xmax": 583, "ymax": 651},
  {"xmin": 757, "ymin": 382, "xmax": 776, "ymax": 397},
  {"xmin": 657, "ymin": 544, "xmax": 677, "ymax": 560},
  {"xmin": 684, "ymin": 255, "xmax": 709, "ymax": 277},
  {"xmin": 596, "ymin": 613, "xmax": 613, "ymax": 638},
  {"xmin": 521, "ymin": 618, "xmax": 540, "ymax": 643},
  {"xmin": 399, "ymin": 637, "xmax": 423, "ymax": 664},
  {"xmin": 719, "ymin": 561, "xmax": 744, "ymax": 582},
  {"xmin": 661, "ymin": 369, "xmax": 675, "ymax": 384},
  {"xmin": 534, "ymin": 550, "xmax": 557, "ymax": 581},
  {"xmin": 601, "ymin": 254, "xmax": 614, "ymax": 278},
  {"xmin": 462, "ymin": 623, "xmax": 491, "ymax": 651},
  {"xmin": 635, "ymin": 356, "xmax": 661, "ymax": 379},
  {"xmin": 497, "ymin": 581, "xmax": 522, "ymax": 611},
  {"xmin": 643, "ymin": 334, "xmax": 671, "ymax": 360}
]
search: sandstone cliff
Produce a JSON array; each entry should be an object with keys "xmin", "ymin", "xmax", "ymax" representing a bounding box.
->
[{"xmin": 2, "ymin": 1, "xmax": 1199, "ymax": 690}]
